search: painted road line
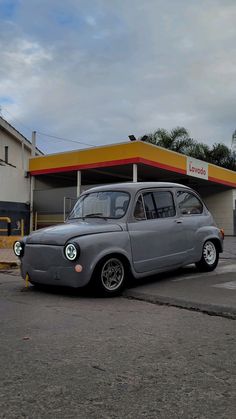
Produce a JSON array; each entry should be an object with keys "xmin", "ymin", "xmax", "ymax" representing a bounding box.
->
[
  {"xmin": 171, "ymin": 262, "xmax": 236, "ymax": 282},
  {"xmin": 213, "ymin": 281, "xmax": 236, "ymax": 290}
]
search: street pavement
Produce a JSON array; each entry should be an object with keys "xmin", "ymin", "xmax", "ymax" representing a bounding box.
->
[{"xmin": 0, "ymin": 271, "xmax": 236, "ymax": 418}]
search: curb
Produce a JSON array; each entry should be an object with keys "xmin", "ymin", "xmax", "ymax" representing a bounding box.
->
[
  {"xmin": 124, "ymin": 290, "xmax": 236, "ymax": 320},
  {"xmin": 0, "ymin": 262, "xmax": 19, "ymax": 270}
]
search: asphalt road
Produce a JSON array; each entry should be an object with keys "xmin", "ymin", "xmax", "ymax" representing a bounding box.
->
[{"xmin": 0, "ymin": 269, "xmax": 236, "ymax": 419}]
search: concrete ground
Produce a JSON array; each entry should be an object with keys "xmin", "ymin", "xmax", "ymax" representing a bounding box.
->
[{"xmin": 0, "ymin": 271, "xmax": 236, "ymax": 419}]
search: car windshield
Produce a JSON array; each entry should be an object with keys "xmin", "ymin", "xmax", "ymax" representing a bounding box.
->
[{"xmin": 69, "ymin": 191, "xmax": 130, "ymax": 220}]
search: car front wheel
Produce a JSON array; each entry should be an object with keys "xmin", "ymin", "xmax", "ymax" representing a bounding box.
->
[
  {"xmin": 92, "ymin": 257, "xmax": 126, "ymax": 296},
  {"xmin": 195, "ymin": 240, "xmax": 219, "ymax": 272}
]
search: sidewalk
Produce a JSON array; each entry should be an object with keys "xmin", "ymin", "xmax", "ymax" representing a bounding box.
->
[
  {"xmin": 0, "ymin": 236, "xmax": 19, "ymax": 268},
  {"xmin": 0, "ymin": 248, "xmax": 19, "ymax": 269},
  {"xmin": 125, "ymin": 261, "xmax": 236, "ymax": 319},
  {"xmin": 124, "ymin": 237, "xmax": 236, "ymax": 319},
  {"xmin": 220, "ymin": 236, "xmax": 236, "ymax": 259}
]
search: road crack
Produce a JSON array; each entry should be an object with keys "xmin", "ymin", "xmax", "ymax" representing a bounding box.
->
[{"xmin": 124, "ymin": 294, "xmax": 236, "ymax": 320}]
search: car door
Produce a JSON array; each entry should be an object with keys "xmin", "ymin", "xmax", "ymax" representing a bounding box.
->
[
  {"xmin": 175, "ymin": 189, "xmax": 206, "ymax": 258},
  {"xmin": 128, "ymin": 189, "xmax": 188, "ymax": 273}
]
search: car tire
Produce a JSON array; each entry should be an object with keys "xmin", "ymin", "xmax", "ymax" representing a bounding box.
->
[
  {"xmin": 195, "ymin": 240, "xmax": 219, "ymax": 272},
  {"xmin": 91, "ymin": 256, "xmax": 126, "ymax": 296}
]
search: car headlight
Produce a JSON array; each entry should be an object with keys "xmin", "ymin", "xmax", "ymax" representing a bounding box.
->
[
  {"xmin": 64, "ymin": 243, "xmax": 79, "ymax": 261},
  {"xmin": 13, "ymin": 241, "xmax": 24, "ymax": 257}
]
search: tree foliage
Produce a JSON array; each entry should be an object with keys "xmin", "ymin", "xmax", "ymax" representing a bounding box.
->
[{"xmin": 140, "ymin": 127, "xmax": 236, "ymax": 171}]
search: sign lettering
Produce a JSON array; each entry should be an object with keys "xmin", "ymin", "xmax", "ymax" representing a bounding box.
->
[{"xmin": 187, "ymin": 157, "xmax": 208, "ymax": 180}]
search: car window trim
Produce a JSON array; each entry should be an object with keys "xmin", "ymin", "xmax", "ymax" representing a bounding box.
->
[{"xmin": 133, "ymin": 194, "xmax": 147, "ymax": 221}]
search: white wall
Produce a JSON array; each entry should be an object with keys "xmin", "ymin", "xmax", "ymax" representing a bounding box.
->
[
  {"xmin": 233, "ymin": 190, "xmax": 236, "ymax": 209},
  {"xmin": 204, "ymin": 190, "xmax": 234, "ymax": 235},
  {"xmin": 0, "ymin": 166, "xmax": 30, "ymax": 203},
  {"xmin": 0, "ymin": 120, "xmax": 37, "ymax": 205},
  {"xmin": 0, "ymin": 129, "xmax": 32, "ymax": 170}
]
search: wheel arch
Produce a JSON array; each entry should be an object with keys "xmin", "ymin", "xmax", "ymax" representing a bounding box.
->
[
  {"xmin": 91, "ymin": 251, "xmax": 133, "ymax": 279},
  {"xmin": 202, "ymin": 236, "xmax": 223, "ymax": 254}
]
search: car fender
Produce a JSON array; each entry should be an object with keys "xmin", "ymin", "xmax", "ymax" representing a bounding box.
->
[
  {"xmin": 195, "ymin": 226, "xmax": 223, "ymax": 259},
  {"xmin": 72, "ymin": 231, "xmax": 135, "ymax": 280}
]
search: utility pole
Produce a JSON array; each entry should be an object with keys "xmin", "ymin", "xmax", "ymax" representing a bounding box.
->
[
  {"xmin": 29, "ymin": 131, "xmax": 36, "ymax": 232},
  {"xmin": 232, "ymin": 130, "xmax": 236, "ymax": 154}
]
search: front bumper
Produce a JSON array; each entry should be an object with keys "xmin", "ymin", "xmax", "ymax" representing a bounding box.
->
[{"xmin": 20, "ymin": 244, "xmax": 89, "ymax": 288}]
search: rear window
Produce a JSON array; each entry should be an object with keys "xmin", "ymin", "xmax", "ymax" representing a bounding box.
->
[{"xmin": 177, "ymin": 191, "xmax": 203, "ymax": 215}]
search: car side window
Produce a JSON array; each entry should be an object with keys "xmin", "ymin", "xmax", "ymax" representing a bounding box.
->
[
  {"xmin": 153, "ymin": 191, "xmax": 176, "ymax": 218},
  {"xmin": 133, "ymin": 195, "xmax": 146, "ymax": 220},
  {"xmin": 177, "ymin": 191, "xmax": 203, "ymax": 215},
  {"xmin": 143, "ymin": 192, "xmax": 157, "ymax": 219}
]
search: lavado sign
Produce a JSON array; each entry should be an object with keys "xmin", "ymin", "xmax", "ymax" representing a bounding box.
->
[{"xmin": 187, "ymin": 157, "xmax": 208, "ymax": 180}]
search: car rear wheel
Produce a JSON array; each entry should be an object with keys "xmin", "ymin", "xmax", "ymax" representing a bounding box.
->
[
  {"xmin": 195, "ymin": 240, "xmax": 219, "ymax": 272},
  {"xmin": 91, "ymin": 256, "xmax": 126, "ymax": 296}
]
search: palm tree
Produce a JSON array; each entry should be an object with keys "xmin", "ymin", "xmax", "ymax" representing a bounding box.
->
[
  {"xmin": 210, "ymin": 143, "xmax": 235, "ymax": 169},
  {"xmin": 140, "ymin": 127, "xmax": 236, "ymax": 170},
  {"xmin": 187, "ymin": 142, "xmax": 211, "ymax": 162},
  {"xmin": 140, "ymin": 127, "xmax": 194, "ymax": 154}
]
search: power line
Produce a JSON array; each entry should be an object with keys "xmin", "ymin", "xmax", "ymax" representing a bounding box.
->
[
  {"xmin": 36, "ymin": 131, "xmax": 96, "ymax": 147},
  {"xmin": 0, "ymin": 104, "xmax": 127, "ymax": 149},
  {"xmin": 0, "ymin": 105, "xmax": 97, "ymax": 147},
  {"xmin": 0, "ymin": 106, "xmax": 33, "ymax": 133}
]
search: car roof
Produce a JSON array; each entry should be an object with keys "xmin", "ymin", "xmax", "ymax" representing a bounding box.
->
[{"xmin": 83, "ymin": 182, "xmax": 191, "ymax": 194}]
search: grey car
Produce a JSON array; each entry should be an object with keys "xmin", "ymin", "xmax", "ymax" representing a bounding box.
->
[{"xmin": 14, "ymin": 182, "xmax": 224, "ymax": 296}]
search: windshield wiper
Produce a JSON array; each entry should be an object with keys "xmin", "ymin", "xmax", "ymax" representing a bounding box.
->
[{"xmin": 84, "ymin": 213, "xmax": 108, "ymax": 220}]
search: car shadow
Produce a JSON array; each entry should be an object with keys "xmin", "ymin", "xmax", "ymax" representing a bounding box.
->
[
  {"xmin": 21, "ymin": 282, "xmax": 92, "ymax": 299},
  {"xmin": 23, "ymin": 264, "xmax": 199, "ymax": 298},
  {"xmin": 126, "ymin": 264, "xmax": 198, "ymax": 289}
]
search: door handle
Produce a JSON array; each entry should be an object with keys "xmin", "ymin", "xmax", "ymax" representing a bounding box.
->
[{"xmin": 175, "ymin": 219, "xmax": 183, "ymax": 224}]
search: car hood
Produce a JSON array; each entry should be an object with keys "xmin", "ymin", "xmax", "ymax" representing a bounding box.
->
[{"xmin": 26, "ymin": 220, "xmax": 123, "ymax": 246}]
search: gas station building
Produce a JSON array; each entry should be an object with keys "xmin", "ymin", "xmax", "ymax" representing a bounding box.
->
[{"xmin": 29, "ymin": 141, "xmax": 236, "ymax": 235}]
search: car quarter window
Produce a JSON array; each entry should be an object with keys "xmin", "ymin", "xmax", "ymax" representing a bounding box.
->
[
  {"xmin": 177, "ymin": 190, "xmax": 203, "ymax": 215},
  {"xmin": 153, "ymin": 191, "xmax": 176, "ymax": 218},
  {"xmin": 133, "ymin": 195, "xmax": 146, "ymax": 220}
]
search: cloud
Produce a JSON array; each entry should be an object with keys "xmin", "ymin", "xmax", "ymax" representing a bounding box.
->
[{"xmin": 0, "ymin": 0, "xmax": 236, "ymax": 153}]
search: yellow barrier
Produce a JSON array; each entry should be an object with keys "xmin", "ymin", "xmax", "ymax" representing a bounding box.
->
[
  {"xmin": 0, "ymin": 218, "xmax": 24, "ymax": 236},
  {"xmin": 35, "ymin": 213, "xmax": 64, "ymax": 229},
  {"xmin": 21, "ymin": 219, "xmax": 24, "ymax": 236},
  {"xmin": 0, "ymin": 217, "xmax": 11, "ymax": 223},
  {"xmin": 0, "ymin": 217, "xmax": 11, "ymax": 236},
  {"xmin": 0, "ymin": 236, "xmax": 22, "ymax": 249}
]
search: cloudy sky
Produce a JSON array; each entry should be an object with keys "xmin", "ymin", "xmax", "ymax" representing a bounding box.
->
[{"xmin": 0, "ymin": 0, "xmax": 236, "ymax": 153}]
